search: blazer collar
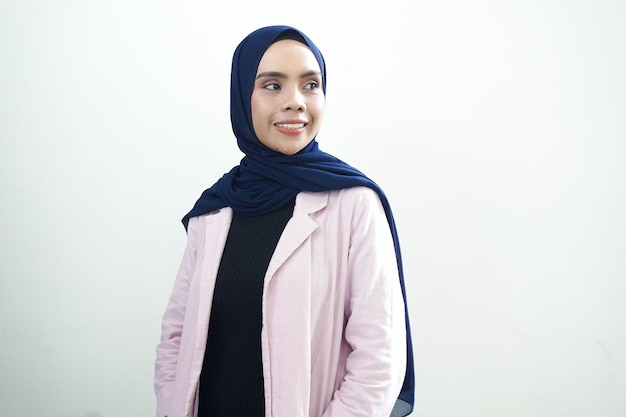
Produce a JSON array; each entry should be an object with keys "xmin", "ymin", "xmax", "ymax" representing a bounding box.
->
[
  {"xmin": 294, "ymin": 190, "xmax": 329, "ymax": 216},
  {"xmin": 201, "ymin": 191, "xmax": 329, "ymax": 282},
  {"xmin": 265, "ymin": 191, "xmax": 328, "ymax": 279}
]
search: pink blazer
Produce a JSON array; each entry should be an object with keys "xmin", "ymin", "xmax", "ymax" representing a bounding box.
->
[{"xmin": 155, "ymin": 187, "xmax": 407, "ymax": 417}]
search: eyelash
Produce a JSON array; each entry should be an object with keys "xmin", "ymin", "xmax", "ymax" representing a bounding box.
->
[
  {"xmin": 305, "ymin": 81, "xmax": 320, "ymax": 90},
  {"xmin": 264, "ymin": 83, "xmax": 280, "ymax": 90}
]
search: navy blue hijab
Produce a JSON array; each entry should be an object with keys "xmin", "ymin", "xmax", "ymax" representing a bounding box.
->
[{"xmin": 182, "ymin": 25, "xmax": 414, "ymax": 414}]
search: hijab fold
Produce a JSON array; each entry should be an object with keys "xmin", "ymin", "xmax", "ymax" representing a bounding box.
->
[{"xmin": 181, "ymin": 25, "xmax": 415, "ymax": 414}]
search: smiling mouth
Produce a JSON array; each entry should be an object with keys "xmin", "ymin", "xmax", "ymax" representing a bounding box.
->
[{"xmin": 275, "ymin": 123, "xmax": 306, "ymax": 129}]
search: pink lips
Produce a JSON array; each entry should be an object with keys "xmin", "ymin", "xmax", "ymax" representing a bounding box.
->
[{"xmin": 274, "ymin": 120, "xmax": 308, "ymax": 135}]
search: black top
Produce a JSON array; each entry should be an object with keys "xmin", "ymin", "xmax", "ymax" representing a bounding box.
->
[{"xmin": 197, "ymin": 197, "xmax": 295, "ymax": 417}]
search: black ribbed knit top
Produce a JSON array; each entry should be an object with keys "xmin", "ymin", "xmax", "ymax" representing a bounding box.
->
[{"xmin": 197, "ymin": 197, "xmax": 295, "ymax": 417}]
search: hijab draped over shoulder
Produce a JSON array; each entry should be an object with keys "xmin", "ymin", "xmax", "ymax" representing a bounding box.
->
[{"xmin": 181, "ymin": 25, "xmax": 414, "ymax": 415}]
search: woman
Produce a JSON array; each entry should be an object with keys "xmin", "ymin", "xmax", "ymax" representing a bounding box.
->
[{"xmin": 154, "ymin": 25, "xmax": 414, "ymax": 417}]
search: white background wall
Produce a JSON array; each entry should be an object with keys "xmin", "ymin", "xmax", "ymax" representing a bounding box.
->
[{"xmin": 1, "ymin": 0, "xmax": 625, "ymax": 416}]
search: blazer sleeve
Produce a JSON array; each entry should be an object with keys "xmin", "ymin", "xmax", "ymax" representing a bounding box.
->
[
  {"xmin": 323, "ymin": 188, "xmax": 407, "ymax": 417},
  {"xmin": 154, "ymin": 216, "xmax": 199, "ymax": 417}
]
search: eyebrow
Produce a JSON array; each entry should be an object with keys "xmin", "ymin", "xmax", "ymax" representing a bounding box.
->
[{"xmin": 255, "ymin": 70, "xmax": 321, "ymax": 80}]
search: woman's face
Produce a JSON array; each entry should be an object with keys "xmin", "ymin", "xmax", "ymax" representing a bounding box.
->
[{"xmin": 251, "ymin": 39, "xmax": 325, "ymax": 155}]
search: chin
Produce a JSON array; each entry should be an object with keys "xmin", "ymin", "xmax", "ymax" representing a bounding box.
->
[
  {"xmin": 277, "ymin": 143, "xmax": 308, "ymax": 156},
  {"xmin": 279, "ymin": 148, "xmax": 300, "ymax": 156}
]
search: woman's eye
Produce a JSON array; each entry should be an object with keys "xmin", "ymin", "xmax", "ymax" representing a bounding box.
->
[
  {"xmin": 305, "ymin": 81, "xmax": 319, "ymax": 90},
  {"xmin": 264, "ymin": 83, "xmax": 280, "ymax": 90}
]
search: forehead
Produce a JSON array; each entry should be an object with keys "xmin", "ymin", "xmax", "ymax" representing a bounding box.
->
[{"xmin": 256, "ymin": 39, "xmax": 321, "ymax": 73}]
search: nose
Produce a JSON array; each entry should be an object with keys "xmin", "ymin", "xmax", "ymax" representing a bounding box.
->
[{"xmin": 281, "ymin": 86, "xmax": 305, "ymax": 112}]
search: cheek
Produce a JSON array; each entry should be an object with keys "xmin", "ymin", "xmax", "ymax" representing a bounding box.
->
[
  {"xmin": 251, "ymin": 95, "xmax": 274, "ymax": 143},
  {"xmin": 311, "ymin": 98, "xmax": 326, "ymax": 122},
  {"xmin": 250, "ymin": 97, "xmax": 267, "ymax": 134},
  {"xmin": 252, "ymin": 92, "xmax": 276, "ymax": 118}
]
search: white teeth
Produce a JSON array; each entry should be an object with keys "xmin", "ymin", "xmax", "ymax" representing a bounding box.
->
[{"xmin": 276, "ymin": 123, "xmax": 305, "ymax": 129}]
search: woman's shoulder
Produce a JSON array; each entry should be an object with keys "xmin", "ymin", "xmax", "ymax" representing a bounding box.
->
[
  {"xmin": 298, "ymin": 186, "xmax": 382, "ymax": 209},
  {"xmin": 329, "ymin": 186, "xmax": 383, "ymax": 206},
  {"xmin": 315, "ymin": 187, "xmax": 386, "ymax": 220}
]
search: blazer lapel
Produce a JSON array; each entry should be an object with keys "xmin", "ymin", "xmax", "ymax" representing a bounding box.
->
[{"xmin": 265, "ymin": 191, "xmax": 328, "ymax": 280}]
